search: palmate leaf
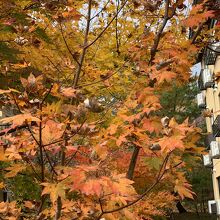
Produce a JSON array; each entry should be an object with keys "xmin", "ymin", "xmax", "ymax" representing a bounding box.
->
[
  {"xmin": 41, "ymin": 182, "xmax": 66, "ymax": 204},
  {"xmin": 174, "ymin": 181, "xmax": 195, "ymax": 200},
  {"xmin": 0, "ymin": 113, "xmax": 40, "ymax": 127},
  {"xmin": 4, "ymin": 163, "xmax": 26, "ymax": 178}
]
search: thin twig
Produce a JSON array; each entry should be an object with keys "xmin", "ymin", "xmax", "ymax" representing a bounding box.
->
[
  {"xmin": 42, "ymin": 145, "xmax": 58, "ymax": 176},
  {"xmin": 84, "ymin": 0, "xmax": 128, "ymax": 50},
  {"xmin": 90, "ymin": 0, "xmax": 111, "ymax": 20},
  {"xmin": 76, "ymin": 58, "xmax": 130, "ymax": 88},
  {"xmin": 42, "ymin": 119, "xmax": 87, "ymax": 147},
  {"xmin": 60, "ymin": 23, "xmax": 80, "ymax": 66},
  {"xmin": 191, "ymin": 22, "xmax": 204, "ymax": 45},
  {"xmin": 73, "ymin": 0, "xmax": 92, "ymax": 87}
]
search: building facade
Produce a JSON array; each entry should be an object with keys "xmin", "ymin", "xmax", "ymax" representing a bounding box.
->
[{"xmin": 194, "ymin": 0, "xmax": 220, "ymax": 215}]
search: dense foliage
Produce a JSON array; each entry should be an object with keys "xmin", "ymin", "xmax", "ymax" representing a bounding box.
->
[{"xmin": 0, "ymin": 0, "xmax": 219, "ymax": 219}]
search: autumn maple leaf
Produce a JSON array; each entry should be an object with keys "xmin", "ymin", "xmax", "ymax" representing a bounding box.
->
[
  {"xmin": 0, "ymin": 113, "xmax": 40, "ymax": 127},
  {"xmin": 41, "ymin": 182, "xmax": 66, "ymax": 204}
]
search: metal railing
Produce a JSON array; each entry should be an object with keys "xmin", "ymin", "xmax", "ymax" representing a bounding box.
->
[
  {"xmin": 212, "ymin": 115, "xmax": 220, "ymax": 137},
  {"xmin": 204, "ymin": 47, "xmax": 218, "ymax": 65}
]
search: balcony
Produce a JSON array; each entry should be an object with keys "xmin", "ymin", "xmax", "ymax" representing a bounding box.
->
[
  {"xmin": 205, "ymin": 133, "xmax": 216, "ymax": 149},
  {"xmin": 210, "ymin": 141, "xmax": 220, "ymax": 158},
  {"xmin": 203, "ymin": 154, "xmax": 212, "ymax": 167},
  {"xmin": 198, "ymin": 68, "xmax": 214, "ymax": 90},
  {"xmin": 212, "ymin": 115, "xmax": 220, "ymax": 137},
  {"xmin": 197, "ymin": 93, "xmax": 206, "ymax": 109},
  {"xmin": 204, "ymin": 47, "xmax": 218, "ymax": 65},
  {"xmin": 204, "ymin": 42, "xmax": 220, "ymax": 65}
]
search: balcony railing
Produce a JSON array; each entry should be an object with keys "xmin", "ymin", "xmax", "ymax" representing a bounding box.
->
[
  {"xmin": 192, "ymin": 0, "xmax": 202, "ymax": 5},
  {"xmin": 204, "ymin": 47, "xmax": 218, "ymax": 65},
  {"xmin": 212, "ymin": 115, "xmax": 220, "ymax": 137},
  {"xmin": 204, "ymin": 42, "xmax": 220, "ymax": 65}
]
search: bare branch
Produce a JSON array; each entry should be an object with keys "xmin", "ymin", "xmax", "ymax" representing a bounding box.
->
[
  {"xmin": 149, "ymin": 0, "xmax": 171, "ymax": 65},
  {"xmin": 90, "ymin": 0, "xmax": 111, "ymax": 21},
  {"xmin": 84, "ymin": 0, "xmax": 128, "ymax": 50},
  {"xmin": 60, "ymin": 24, "xmax": 80, "ymax": 66},
  {"xmin": 73, "ymin": 0, "xmax": 93, "ymax": 87}
]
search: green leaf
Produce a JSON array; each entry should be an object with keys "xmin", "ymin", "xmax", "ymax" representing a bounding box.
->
[
  {"xmin": 144, "ymin": 157, "xmax": 163, "ymax": 170},
  {"xmin": 34, "ymin": 27, "xmax": 52, "ymax": 44}
]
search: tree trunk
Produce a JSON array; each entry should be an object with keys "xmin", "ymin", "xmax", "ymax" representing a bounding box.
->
[
  {"xmin": 176, "ymin": 201, "xmax": 187, "ymax": 213},
  {"xmin": 127, "ymin": 146, "xmax": 140, "ymax": 180}
]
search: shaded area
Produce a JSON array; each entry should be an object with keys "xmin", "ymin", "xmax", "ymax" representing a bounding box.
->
[{"xmin": 168, "ymin": 213, "xmax": 216, "ymax": 220}]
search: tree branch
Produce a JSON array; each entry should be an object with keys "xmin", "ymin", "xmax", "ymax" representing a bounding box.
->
[
  {"xmin": 149, "ymin": 0, "xmax": 171, "ymax": 65},
  {"xmin": 84, "ymin": 0, "xmax": 128, "ymax": 50},
  {"xmin": 73, "ymin": 0, "xmax": 92, "ymax": 88},
  {"xmin": 126, "ymin": 145, "xmax": 140, "ymax": 180},
  {"xmin": 76, "ymin": 58, "xmax": 130, "ymax": 88},
  {"xmin": 60, "ymin": 24, "xmax": 80, "ymax": 66},
  {"xmin": 191, "ymin": 22, "xmax": 204, "ymax": 45},
  {"xmin": 115, "ymin": 0, "xmax": 120, "ymax": 54},
  {"xmin": 90, "ymin": 0, "xmax": 111, "ymax": 21}
]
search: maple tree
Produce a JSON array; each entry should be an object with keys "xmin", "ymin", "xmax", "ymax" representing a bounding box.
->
[{"xmin": 0, "ymin": 0, "xmax": 219, "ymax": 219}]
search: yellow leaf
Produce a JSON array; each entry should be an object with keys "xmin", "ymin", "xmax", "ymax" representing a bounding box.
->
[
  {"xmin": 94, "ymin": 141, "xmax": 108, "ymax": 160},
  {"xmin": 5, "ymin": 163, "xmax": 26, "ymax": 178},
  {"xmin": 41, "ymin": 182, "xmax": 66, "ymax": 204}
]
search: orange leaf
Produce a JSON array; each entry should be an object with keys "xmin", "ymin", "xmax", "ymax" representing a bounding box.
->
[
  {"xmin": 174, "ymin": 181, "xmax": 195, "ymax": 200},
  {"xmin": 0, "ymin": 113, "xmax": 40, "ymax": 127},
  {"xmin": 24, "ymin": 201, "xmax": 35, "ymax": 209},
  {"xmin": 158, "ymin": 136, "xmax": 185, "ymax": 152},
  {"xmin": 60, "ymin": 87, "xmax": 77, "ymax": 98}
]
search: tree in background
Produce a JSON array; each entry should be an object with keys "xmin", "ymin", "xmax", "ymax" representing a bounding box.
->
[
  {"xmin": 160, "ymin": 81, "xmax": 213, "ymax": 213},
  {"xmin": 160, "ymin": 81, "xmax": 201, "ymax": 123},
  {"xmin": 0, "ymin": 0, "xmax": 218, "ymax": 219}
]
